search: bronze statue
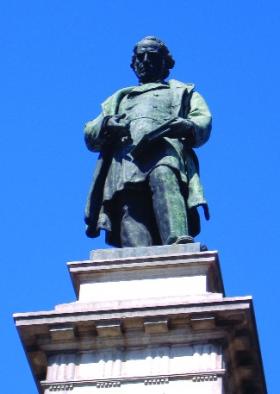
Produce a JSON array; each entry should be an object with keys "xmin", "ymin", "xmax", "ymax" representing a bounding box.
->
[{"xmin": 84, "ymin": 36, "xmax": 212, "ymax": 247}]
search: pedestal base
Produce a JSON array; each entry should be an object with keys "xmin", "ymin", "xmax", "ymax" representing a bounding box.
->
[{"xmin": 14, "ymin": 245, "xmax": 266, "ymax": 394}]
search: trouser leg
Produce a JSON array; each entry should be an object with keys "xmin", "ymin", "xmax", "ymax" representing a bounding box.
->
[
  {"xmin": 119, "ymin": 189, "xmax": 156, "ymax": 247},
  {"xmin": 148, "ymin": 165, "xmax": 190, "ymax": 245}
]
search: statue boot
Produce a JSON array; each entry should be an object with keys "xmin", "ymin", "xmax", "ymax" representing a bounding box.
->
[{"xmin": 148, "ymin": 165, "xmax": 193, "ymax": 245}]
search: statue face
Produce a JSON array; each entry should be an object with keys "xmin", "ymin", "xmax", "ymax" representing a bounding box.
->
[{"xmin": 133, "ymin": 40, "xmax": 165, "ymax": 83}]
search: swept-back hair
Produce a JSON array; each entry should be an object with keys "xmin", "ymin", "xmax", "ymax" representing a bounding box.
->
[{"xmin": 131, "ymin": 36, "xmax": 175, "ymax": 79}]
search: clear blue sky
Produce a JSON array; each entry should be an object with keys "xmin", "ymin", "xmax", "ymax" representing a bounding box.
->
[{"xmin": 1, "ymin": 1, "xmax": 279, "ymax": 392}]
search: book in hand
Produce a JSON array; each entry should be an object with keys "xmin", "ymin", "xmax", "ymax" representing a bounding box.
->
[{"xmin": 130, "ymin": 118, "xmax": 176, "ymax": 159}]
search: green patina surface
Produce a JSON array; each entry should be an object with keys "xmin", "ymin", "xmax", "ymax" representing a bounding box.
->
[{"xmin": 84, "ymin": 79, "xmax": 211, "ymax": 247}]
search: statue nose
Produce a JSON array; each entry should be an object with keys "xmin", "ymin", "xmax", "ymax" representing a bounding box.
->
[{"xmin": 143, "ymin": 53, "xmax": 149, "ymax": 62}]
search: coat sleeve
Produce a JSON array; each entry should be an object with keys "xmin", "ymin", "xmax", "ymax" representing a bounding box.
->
[
  {"xmin": 186, "ymin": 91, "xmax": 212, "ymax": 148},
  {"xmin": 84, "ymin": 113, "xmax": 106, "ymax": 153}
]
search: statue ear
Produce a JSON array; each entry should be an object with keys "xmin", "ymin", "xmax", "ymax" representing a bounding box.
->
[{"xmin": 130, "ymin": 55, "xmax": 136, "ymax": 71}]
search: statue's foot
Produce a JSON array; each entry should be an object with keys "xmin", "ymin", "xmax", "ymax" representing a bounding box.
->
[
  {"xmin": 85, "ymin": 225, "xmax": 96, "ymax": 238},
  {"xmin": 173, "ymin": 235, "xmax": 194, "ymax": 244}
]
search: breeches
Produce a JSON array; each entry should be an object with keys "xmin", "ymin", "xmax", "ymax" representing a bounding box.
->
[{"xmin": 119, "ymin": 165, "xmax": 189, "ymax": 247}]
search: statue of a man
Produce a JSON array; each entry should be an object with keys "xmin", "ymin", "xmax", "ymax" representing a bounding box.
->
[{"xmin": 84, "ymin": 36, "xmax": 212, "ymax": 247}]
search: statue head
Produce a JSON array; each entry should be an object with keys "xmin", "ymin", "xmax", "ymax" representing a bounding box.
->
[{"xmin": 131, "ymin": 36, "xmax": 175, "ymax": 84}]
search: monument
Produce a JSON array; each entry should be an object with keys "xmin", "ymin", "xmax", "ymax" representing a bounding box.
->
[
  {"xmin": 84, "ymin": 36, "xmax": 211, "ymax": 247},
  {"xmin": 14, "ymin": 37, "xmax": 266, "ymax": 393}
]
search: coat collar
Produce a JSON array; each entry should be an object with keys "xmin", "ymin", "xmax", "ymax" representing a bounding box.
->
[
  {"xmin": 129, "ymin": 80, "xmax": 195, "ymax": 95},
  {"xmin": 129, "ymin": 81, "xmax": 169, "ymax": 94},
  {"xmin": 101, "ymin": 79, "xmax": 195, "ymax": 115}
]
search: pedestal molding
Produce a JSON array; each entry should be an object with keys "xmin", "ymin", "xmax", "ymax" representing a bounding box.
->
[{"xmin": 41, "ymin": 369, "xmax": 226, "ymax": 389}]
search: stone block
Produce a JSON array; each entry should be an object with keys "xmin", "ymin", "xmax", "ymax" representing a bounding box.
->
[{"xmin": 68, "ymin": 249, "xmax": 224, "ymax": 306}]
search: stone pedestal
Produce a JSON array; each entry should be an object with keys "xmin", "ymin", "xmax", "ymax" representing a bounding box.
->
[{"xmin": 14, "ymin": 244, "xmax": 266, "ymax": 393}]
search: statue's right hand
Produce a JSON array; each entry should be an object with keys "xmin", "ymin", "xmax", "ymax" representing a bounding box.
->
[
  {"xmin": 104, "ymin": 114, "xmax": 130, "ymax": 142},
  {"xmin": 106, "ymin": 114, "xmax": 125, "ymax": 127}
]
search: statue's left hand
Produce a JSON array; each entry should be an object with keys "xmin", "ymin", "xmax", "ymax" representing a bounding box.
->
[{"xmin": 166, "ymin": 117, "xmax": 194, "ymax": 139}]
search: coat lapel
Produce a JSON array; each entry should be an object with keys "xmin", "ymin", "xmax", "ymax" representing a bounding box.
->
[
  {"xmin": 169, "ymin": 79, "xmax": 195, "ymax": 116},
  {"xmin": 101, "ymin": 87, "xmax": 134, "ymax": 115}
]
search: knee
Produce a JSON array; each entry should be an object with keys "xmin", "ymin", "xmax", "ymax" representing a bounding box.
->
[{"xmin": 149, "ymin": 165, "xmax": 174, "ymax": 184}]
